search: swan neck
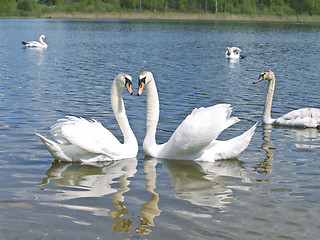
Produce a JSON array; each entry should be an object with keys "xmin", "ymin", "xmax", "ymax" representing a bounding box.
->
[
  {"xmin": 111, "ymin": 81, "xmax": 136, "ymax": 145},
  {"xmin": 144, "ymin": 79, "xmax": 159, "ymax": 149},
  {"xmin": 40, "ymin": 37, "xmax": 45, "ymax": 45},
  {"xmin": 263, "ymin": 77, "xmax": 275, "ymax": 124}
]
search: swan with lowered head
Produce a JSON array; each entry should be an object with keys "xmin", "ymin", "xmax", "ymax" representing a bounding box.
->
[
  {"xmin": 225, "ymin": 47, "xmax": 243, "ymax": 59},
  {"xmin": 36, "ymin": 73, "xmax": 138, "ymax": 162},
  {"xmin": 22, "ymin": 35, "xmax": 47, "ymax": 48},
  {"xmin": 253, "ymin": 70, "xmax": 320, "ymax": 128},
  {"xmin": 137, "ymin": 71, "xmax": 257, "ymax": 161}
]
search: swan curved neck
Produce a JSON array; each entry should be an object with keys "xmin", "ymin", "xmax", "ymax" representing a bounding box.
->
[
  {"xmin": 263, "ymin": 77, "xmax": 275, "ymax": 124},
  {"xmin": 111, "ymin": 81, "xmax": 136, "ymax": 145},
  {"xmin": 39, "ymin": 37, "xmax": 47, "ymax": 47},
  {"xmin": 144, "ymin": 79, "xmax": 160, "ymax": 153}
]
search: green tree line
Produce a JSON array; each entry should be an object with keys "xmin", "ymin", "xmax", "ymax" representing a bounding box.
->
[{"xmin": 1, "ymin": 0, "xmax": 319, "ymax": 17}]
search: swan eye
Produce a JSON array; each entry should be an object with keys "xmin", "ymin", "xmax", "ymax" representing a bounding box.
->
[
  {"xmin": 138, "ymin": 77, "xmax": 146, "ymax": 86},
  {"xmin": 260, "ymin": 72, "xmax": 267, "ymax": 79},
  {"xmin": 125, "ymin": 77, "xmax": 132, "ymax": 86}
]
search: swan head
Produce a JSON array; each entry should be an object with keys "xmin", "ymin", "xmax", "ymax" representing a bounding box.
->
[
  {"xmin": 117, "ymin": 73, "xmax": 133, "ymax": 95},
  {"xmin": 225, "ymin": 47, "xmax": 230, "ymax": 55},
  {"xmin": 40, "ymin": 35, "xmax": 46, "ymax": 40},
  {"xmin": 253, "ymin": 70, "xmax": 275, "ymax": 84},
  {"xmin": 137, "ymin": 71, "xmax": 153, "ymax": 96}
]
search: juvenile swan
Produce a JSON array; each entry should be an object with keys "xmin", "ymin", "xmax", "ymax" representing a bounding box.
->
[
  {"xmin": 253, "ymin": 70, "xmax": 320, "ymax": 128},
  {"xmin": 22, "ymin": 35, "xmax": 47, "ymax": 48},
  {"xmin": 36, "ymin": 73, "xmax": 138, "ymax": 162},
  {"xmin": 225, "ymin": 47, "xmax": 243, "ymax": 59},
  {"xmin": 137, "ymin": 71, "xmax": 257, "ymax": 161}
]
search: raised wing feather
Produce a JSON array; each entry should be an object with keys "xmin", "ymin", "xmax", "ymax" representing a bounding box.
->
[
  {"xmin": 50, "ymin": 116, "xmax": 122, "ymax": 156},
  {"xmin": 165, "ymin": 104, "xmax": 239, "ymax": 155}
]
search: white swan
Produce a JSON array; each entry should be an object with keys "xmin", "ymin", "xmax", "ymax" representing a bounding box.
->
[
  {"xmin": 253, "ymin": 70, "xmax": 320, "ymax": 128},
  {"xmin": 225, "ymin": 47, "xmax": 243, "ymax": 59},
  {"xmin": 22, "ymin": 35, "xmax": 47, "ymax": 48},
  {"xmin": 137, "ymin": 71, "xmax": 257, "ymax": 161},
  {"xmin": 36, "ymin": 73, "xmax": 138, "ymax": 162}
]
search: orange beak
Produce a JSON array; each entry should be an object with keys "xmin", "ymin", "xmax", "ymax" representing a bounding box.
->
[
  {"xmin": 137, "ymin": 82, "xmax": 145, "ymax": 96},
  {"xmin": 125, "ymin": 81, "xmax": 133, "ymax": 95}
]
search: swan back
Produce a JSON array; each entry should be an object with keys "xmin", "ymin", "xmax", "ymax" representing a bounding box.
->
[
  {"xmin": 225, "ymin": 47, "xmax": 242, "ymax": 59},
  {"xmin": 275, "ymin": 108, "xmax": 320, "ymax": 128}
]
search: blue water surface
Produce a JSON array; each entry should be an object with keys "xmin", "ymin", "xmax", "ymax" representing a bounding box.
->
[{"xmin": 0, "ymin": 19, "xmax": 320, "ymax": 239}]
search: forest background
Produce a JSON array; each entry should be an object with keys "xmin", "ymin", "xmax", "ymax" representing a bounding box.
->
[{"xmin": 1, "ymin": 0, "xmax": 320, "ymax": 22}]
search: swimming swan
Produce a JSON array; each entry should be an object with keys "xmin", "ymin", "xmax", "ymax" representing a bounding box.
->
[
  {"xmin": 36, "ymin": 73, "xmax": 138, "ymax": 162},
  {"xmin": 253, "ymin": 70, "xmax": 320, "ymax": 128},
  {"xmin": 22, "ymin": 35, "xmax": 47, "ymax": 48},
  {"xmin": 225, "ymin": 47, "xmax": 243, "ymax": 59},
  {"xmin": 137, "ymin": 71, "xmax": 257, "ymax": 161}
]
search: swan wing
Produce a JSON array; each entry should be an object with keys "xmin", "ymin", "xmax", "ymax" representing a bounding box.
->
[
  {"xmin": 50, "ymin": 116, "xmax": 122, "ymax": 156},
  {"xmin": 164, "ymin": 104, "xmax": 240, "ymax": 156},
  {"xmin": 22, "ymin": 41, "xmax": 40, "ymax": 47},
  {"xmin": 22, "ymin": 40, "xmax": 47, "ymax": 48},
  {"xmin": 275, "ymin": 108, "xmax": 320, "ymax": 127},
  {"xmin": 201, "ymin": 123, "xmax": 257, "ymax": 161}
]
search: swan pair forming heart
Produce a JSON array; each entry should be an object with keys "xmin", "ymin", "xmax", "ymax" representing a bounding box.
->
[{"xmin": 37, "ymin": 71, "xmax": 259, "ymax": 163}]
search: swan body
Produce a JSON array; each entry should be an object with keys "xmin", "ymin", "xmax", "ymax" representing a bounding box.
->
[
  {"xmin": 225, "ymin": 47, "xmax": 243, "ymax": 59},
  {"xmin": 36, "ymin": 73, "xmax": 138, "ymax": 162},
  {"xmin": 137, "ymin": 71, "xmax": 257, "ymax": 161},
  {"xmin": 253, "ymin": 70, "xmax": 320, "ymax": 128},
  {"xmin": 22, "ymin": 35, "xmax": 47, "ymax": 48}
]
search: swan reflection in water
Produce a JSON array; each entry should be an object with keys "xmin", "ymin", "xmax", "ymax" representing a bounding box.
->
[
  {"xmin": 160, "ymin": 157, "xmax": 251, "ymax": 211},
  {"xmin": 254, "ymin": 125, "xmax": 320, "ymax": 176},
  {"xmin": 38, "ymin": 158, "xmax": 161, "ymax": 234},
  {"xmin": 38, "ymin": 158, "xmax": 138, "ymax": 232},
  {"xmin": 283, "ymin": 127, "xmax": 320, "ymax": 149},
  {"xmin": 38, "ymin": 155, "xmax": 256, "ymax": 233},
  {"xmin": 253, "ymin": 125, "xmax": 274, "ymax": 175}
]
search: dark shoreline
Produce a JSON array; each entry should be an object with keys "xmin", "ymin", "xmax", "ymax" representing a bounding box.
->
[{"xmin": 6, "ymin": 12, "xmax": 320, "ymax": 23}]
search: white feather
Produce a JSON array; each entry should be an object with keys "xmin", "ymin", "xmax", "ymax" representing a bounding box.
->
[
  {"xmin": 36, "ymin": 73, "xmax": 138, "ymax": 162},
  {"xmin": 22, "ymin": 35, "xmax": 47, "ymax": 48},
  {"xmin": 138, "ymin": 71, "xmax": 257, "ymax": 161}
]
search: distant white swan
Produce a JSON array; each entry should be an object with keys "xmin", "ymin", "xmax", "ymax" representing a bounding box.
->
[
  {"xmin": 22, "ymin": 35, "xmax": 47, "ymax": 48},
  {"xmin": 253, "ymin": 70, "xmax": 320, "ymax": 128},
  {"xmin": 36, "ymin": 73, "xmax": 138, "ymax": 162},
  {"xmin": 137, "ymin": 71, "xmax": 257, "ymax": 161},
  {"xmin": 225, "ymin": 47, "xmax": 243, "ymax": 59}
]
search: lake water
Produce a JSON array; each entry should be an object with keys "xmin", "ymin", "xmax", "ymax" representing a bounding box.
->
[{"xmin": 0, "ymin": 19, "xmax": 320, "ymax": 239}]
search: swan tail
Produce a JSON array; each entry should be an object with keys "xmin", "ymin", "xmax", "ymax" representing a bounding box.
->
[
  {"xmin": 231, "ymin": 122, "xmax": 258, "ymax": 154},
  {"xmin": 202, "ymin": 123, "xmax": 257, "ymax": 161},
  {"xmin": 22, "ymin": 41, "xmax": 27, "ymax": 45},
  {"xmin": 36, "ymin": 133, "xmax": 71, "ymax": 161}
]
